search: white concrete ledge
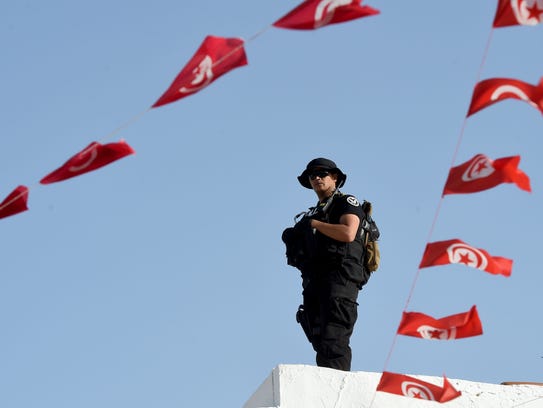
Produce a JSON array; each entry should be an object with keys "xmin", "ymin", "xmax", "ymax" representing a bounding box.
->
[{"xmin": 244, "ymin": 364, "xmax": 543, "ymax": 408}]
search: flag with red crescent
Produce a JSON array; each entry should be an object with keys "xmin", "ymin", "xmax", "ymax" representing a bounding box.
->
[
  {"xmin": 467, "ymin": 77, "xmax": 543, "ymax": 116},
  {"xmin": 273, "ymin": 0, "xmax": 379, "ymax": 30},
  {"xmin": 152, "ymin": 36, "xmax": 248, "ymax": 108},
  {"xmin": 419, "ymin": 239, "xmax": 512, "ymax": 277},
  {"xmin": 397, "ymin": 306, "xmax": 483, "ymax": 340},
  {"xmin": 443, "ymin": 154, "xmax": 531, "ymax": 195},
  {"xmin": 377, "ymin": 372, "xmax": 461, "ymax": 402},
  {"xmin": 40, "ymin": 140, "xmax": 135, "ymax": 184},
  {"xmin": 0, "ymin": 185, "xmax": 29, "ymax": 220}
]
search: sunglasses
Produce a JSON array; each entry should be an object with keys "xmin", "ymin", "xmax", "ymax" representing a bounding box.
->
[{"xmin": 309, "ymin": 170, "xmax": 331, "ymax": 180}]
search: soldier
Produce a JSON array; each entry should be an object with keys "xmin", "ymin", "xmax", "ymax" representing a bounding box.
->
[{"xmin": 282, "ymin": 158, "xmax": 376, "ymax": 371}]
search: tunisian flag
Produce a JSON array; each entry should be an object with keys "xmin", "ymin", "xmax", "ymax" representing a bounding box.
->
[
  {"xmin": 397, "ymin": 305, "xmax": 483, "ymax": 340},
  {"xmin": 493, "ymin": 0, "xmax": 543, "ymax": 27},
  {"xmin": 467, "ymin": 77, "xmax": 543, "ymax": 116},
  {"xmin": 0, "ymin": 185, "xmax": 29, "ymax": 220},
  {"xmin": 419, "ymin": 239, "xmax": 512, "ymax": 277},
  {"xmin": 443, "ymin": 154, "xmax": 531, "ymax": 195},
  {"xmin": 377, "ymin": 372, "xmax": 461, "ymax": 402},
  {"xmin": 273, "ymin": 0, "xmax": 379, "ymax": 30},
  {"xmin": 40, "ymin": 140, "xmax": 135, "ymax": 184},
  {"xmin": 152, "ymin": 36, "xmax": 248, "ymax": 108}
]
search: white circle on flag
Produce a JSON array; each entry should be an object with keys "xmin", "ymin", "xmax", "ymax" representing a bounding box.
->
[
  {"xmin": 461, "ymin": 155, "xmax": 494, "ymax": 182},
  {"xmin": 401, "ymin": 381, "xmax": 436, "ymax": 400},
  {"xmin": 446, "ymin": 243, "xmax": 488, "ymax": 270},
  {"xmin": 512, "ymin": 0, "xmax": 543, "ymax": 26},
  {"xmin": 417, "ymin": 325, "xmax": 457, "ymax": 340}
]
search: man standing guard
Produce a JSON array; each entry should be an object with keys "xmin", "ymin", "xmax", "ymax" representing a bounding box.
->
[{"xmin": 282, "ymin": 158, "xmax": 378, "ymax": 371}]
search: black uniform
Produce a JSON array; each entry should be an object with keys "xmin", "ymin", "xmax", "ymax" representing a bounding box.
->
[{"xmin": 284, "ymin": 191, "xmax": 369, "ymax": 371}]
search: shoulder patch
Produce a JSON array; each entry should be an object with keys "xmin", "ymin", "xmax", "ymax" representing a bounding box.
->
[{"xmin": 346, "ymin": 196, "xmax": 360, "ymax": 207}]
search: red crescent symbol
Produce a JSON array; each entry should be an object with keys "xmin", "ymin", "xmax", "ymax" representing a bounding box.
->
[
  {"xmin": 461, "ymin": 155, "xmax": 494, "ymax": 182},
  {"xmin": 401, "ymin": 381, "xmax": 435, "ymax": 400},
  {"xmin": 447, "ymin": 243, "xmax": 488, "ymax": 270}
]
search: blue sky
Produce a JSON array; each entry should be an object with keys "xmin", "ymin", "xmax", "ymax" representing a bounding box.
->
[{"xmin": 1, "ymin": 1, "xmax": 542, "ymax": 407}]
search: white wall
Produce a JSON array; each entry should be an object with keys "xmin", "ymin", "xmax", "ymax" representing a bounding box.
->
[{"xmin": 244, "ymin": 365, "xmax": 543, "ymax": 408}]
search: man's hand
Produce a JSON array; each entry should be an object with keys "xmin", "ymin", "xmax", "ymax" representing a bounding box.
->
[{"xmin": 294, "ymin": 216, "xmax": 313, "ymax": 232}]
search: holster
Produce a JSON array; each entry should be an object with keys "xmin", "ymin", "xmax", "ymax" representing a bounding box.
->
[{"xmin": 296, "ymin": 305, "xmax": 313, "ymax": 343}]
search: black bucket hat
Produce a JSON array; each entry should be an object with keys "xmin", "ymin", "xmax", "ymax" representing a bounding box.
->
[{"xmin": 297, "ymin": 157, "xmax": 347, "ymax": 189}]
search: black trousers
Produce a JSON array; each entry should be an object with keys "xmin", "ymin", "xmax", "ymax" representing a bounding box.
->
[{"xmin": 302, "ymin": 268, "xmax": 360, "ymax": 371}]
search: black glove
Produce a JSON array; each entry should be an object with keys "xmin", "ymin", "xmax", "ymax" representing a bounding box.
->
[{"xmin": 294, "ymin": 215, "xmax": 312, "ymax": 232}]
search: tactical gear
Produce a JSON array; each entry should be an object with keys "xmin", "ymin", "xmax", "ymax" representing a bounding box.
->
[{"xmin": 296, "ymin": 305, "xmax": 313, "ymax": 343}]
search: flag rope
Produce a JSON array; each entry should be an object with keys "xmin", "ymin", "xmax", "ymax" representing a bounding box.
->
[
  {"xmin": 368, "ymin": 26, "xmax": 496, "ymax": 408},
  {"xmin": 0, "ymin": 22, "xmax": 274, "ymax": 218},
  {"xmin": 2, "ymin": 5, "xmax": 539, "ymax": 405}
]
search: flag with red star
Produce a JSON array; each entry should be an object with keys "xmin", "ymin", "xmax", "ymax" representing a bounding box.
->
[
  {"xmin": 467, "ymin": 77, "xmax": 543, "ymax": 117},
  {"xmin": 152, "ymin": 36, "xmax": 248, "ymax": 108},
  {"xmin": 443, "ymin": 154, "xmax": 531, "ymax": 195},
  {"xmin": 493, "ymin": 0, "xmax": 543, "ymax": 27},
  {"xmin": 40, "ymin": 140, "xmax": 135, "ymax": 184},
  {"xmin": 419, "ymin": 239, "xmax": 512, "ymax": 277},
  {"xmin": 377, "ymin": 372, "xmax": 461, "ymax": 402},
  {"xmin": 273, "ymin": 0, "xmax": 379, "ymax": 30},
  {"xmin": 0, "ymin": 185, "xmax": 29, "ymax": 220},
  {"xmin": 397, "ymin": 306, "xmax": 483, "ymax": 340}
]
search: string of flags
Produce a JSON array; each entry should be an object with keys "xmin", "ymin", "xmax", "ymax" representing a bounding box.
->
[
  {"xmin": 1, "ymin": 0, "xmax": 381, "ymax": 220},
  {"xmin": 375, "ymin": 0, "xmax": 541, "ymax": 403},
  {"xmin": 2, "ymin": 0, "xmax": 542, "ymax": 404}
]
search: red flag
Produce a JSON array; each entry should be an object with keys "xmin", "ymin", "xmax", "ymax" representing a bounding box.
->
[
  {"xmin": 152, "ymin": 36, "xmax": 248, "ymax": 108},
  {"xmin": 377, "ymin": 372, "xmax": 461, "ymax": 402},
  {"xmin": 0, "ymin": 185, "xmax": 29, "ymax": 220},
  {"xmin": 273, "ymin": 0, "xmax": 379, "ymax": 30},
  {"xmin": 419, "ymin": 239, "xmax": 512, "ymax": 277},
  {"xmin": 443, "ymin": 154, "xmax": 531, "ymax": 195},
  {"xmin": 40, "ymin": 140, "xmax": 135, "ymax": 184},
  {"xmin": 467, "ymin": 77, "xmax": 543, "ymax": 116},
  {"xmin": 493, "ymin": 0, "xmax": 543, "ymax": 27},
  {"xmin": 397, "ymin": 305, "xmax": 483, "ymax": 340}
]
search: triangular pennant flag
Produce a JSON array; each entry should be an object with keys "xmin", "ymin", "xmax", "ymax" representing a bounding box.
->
[
  {"xmin": 0, "ymin": 185, "xmax": 29, "ymax": 220},
  {"xmin": 40, "ymin": 140, "xmax": 135, "ymax": 184},
  {"xmin": 377, "ymin": 371, "xmax": 461, "ymax": 403},
  {"xmin": 273, "ymin": 0, "xmax": 379, "ymax": 30},
  {"xmin": 152, "ymin": 36, "xmax": 248, "ymax": 107},
  {"xmin": 398, "ymin": 306, "xmax": 483, "ymax": 340},
  {"xmin": 467, "ymin": 77, "xmax": 543, "ymax": 116},
  {"xmin": 443, "ymin": 154, "xmax": 531, "ymax": 195},
  {"xmin": 419, "ymin": 239, "xmax": 512, "ymax": 277}
]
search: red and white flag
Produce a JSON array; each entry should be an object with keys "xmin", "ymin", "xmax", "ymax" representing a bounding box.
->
[
  {"xmin": 40, "ymin": 140, "xmax": 135, "ymax": 184},
  {"xmin": 397, "ymin": 305, "xmax": 483, "ymax": 340},
  {"xmin": 419, "ymin": 239, "xmax": 512, "ymax": 277},
  {"xmin": 493, "ymin": 0, "xmax": 543, "ymax": 27},
  {"xmin": 0, "ymin": 185, "xmax": 29, "ymax": 220},
  {"xmin": 152, "ymin": 36, "xmax": 248, "ymax": 108},
  {"xmin": 467, "ymin": 77, "xmax": 543, "ymax": 116},
  {"xmin": 377, "ymin": 371, "xmax": 461, "ymax": 402},
  {"xmin": 273, "ymin": 0, "xmax": 379, "ymax": 30},
  {"xmin": 443, "ymin": 154, "xmax": 531, "ymax": 195}
]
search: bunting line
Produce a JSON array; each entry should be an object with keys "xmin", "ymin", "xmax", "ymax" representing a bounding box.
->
[
  {"xmin": 2, "ymin": 1, "xmax": 377, "ymax": 218},
  {"xmin": 3, "ymin": 3, "xmax": 540, "ymax": 405},
  {"xmin": 369, "ymin": 22, "xmax": 497, "ymax": 408}
]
